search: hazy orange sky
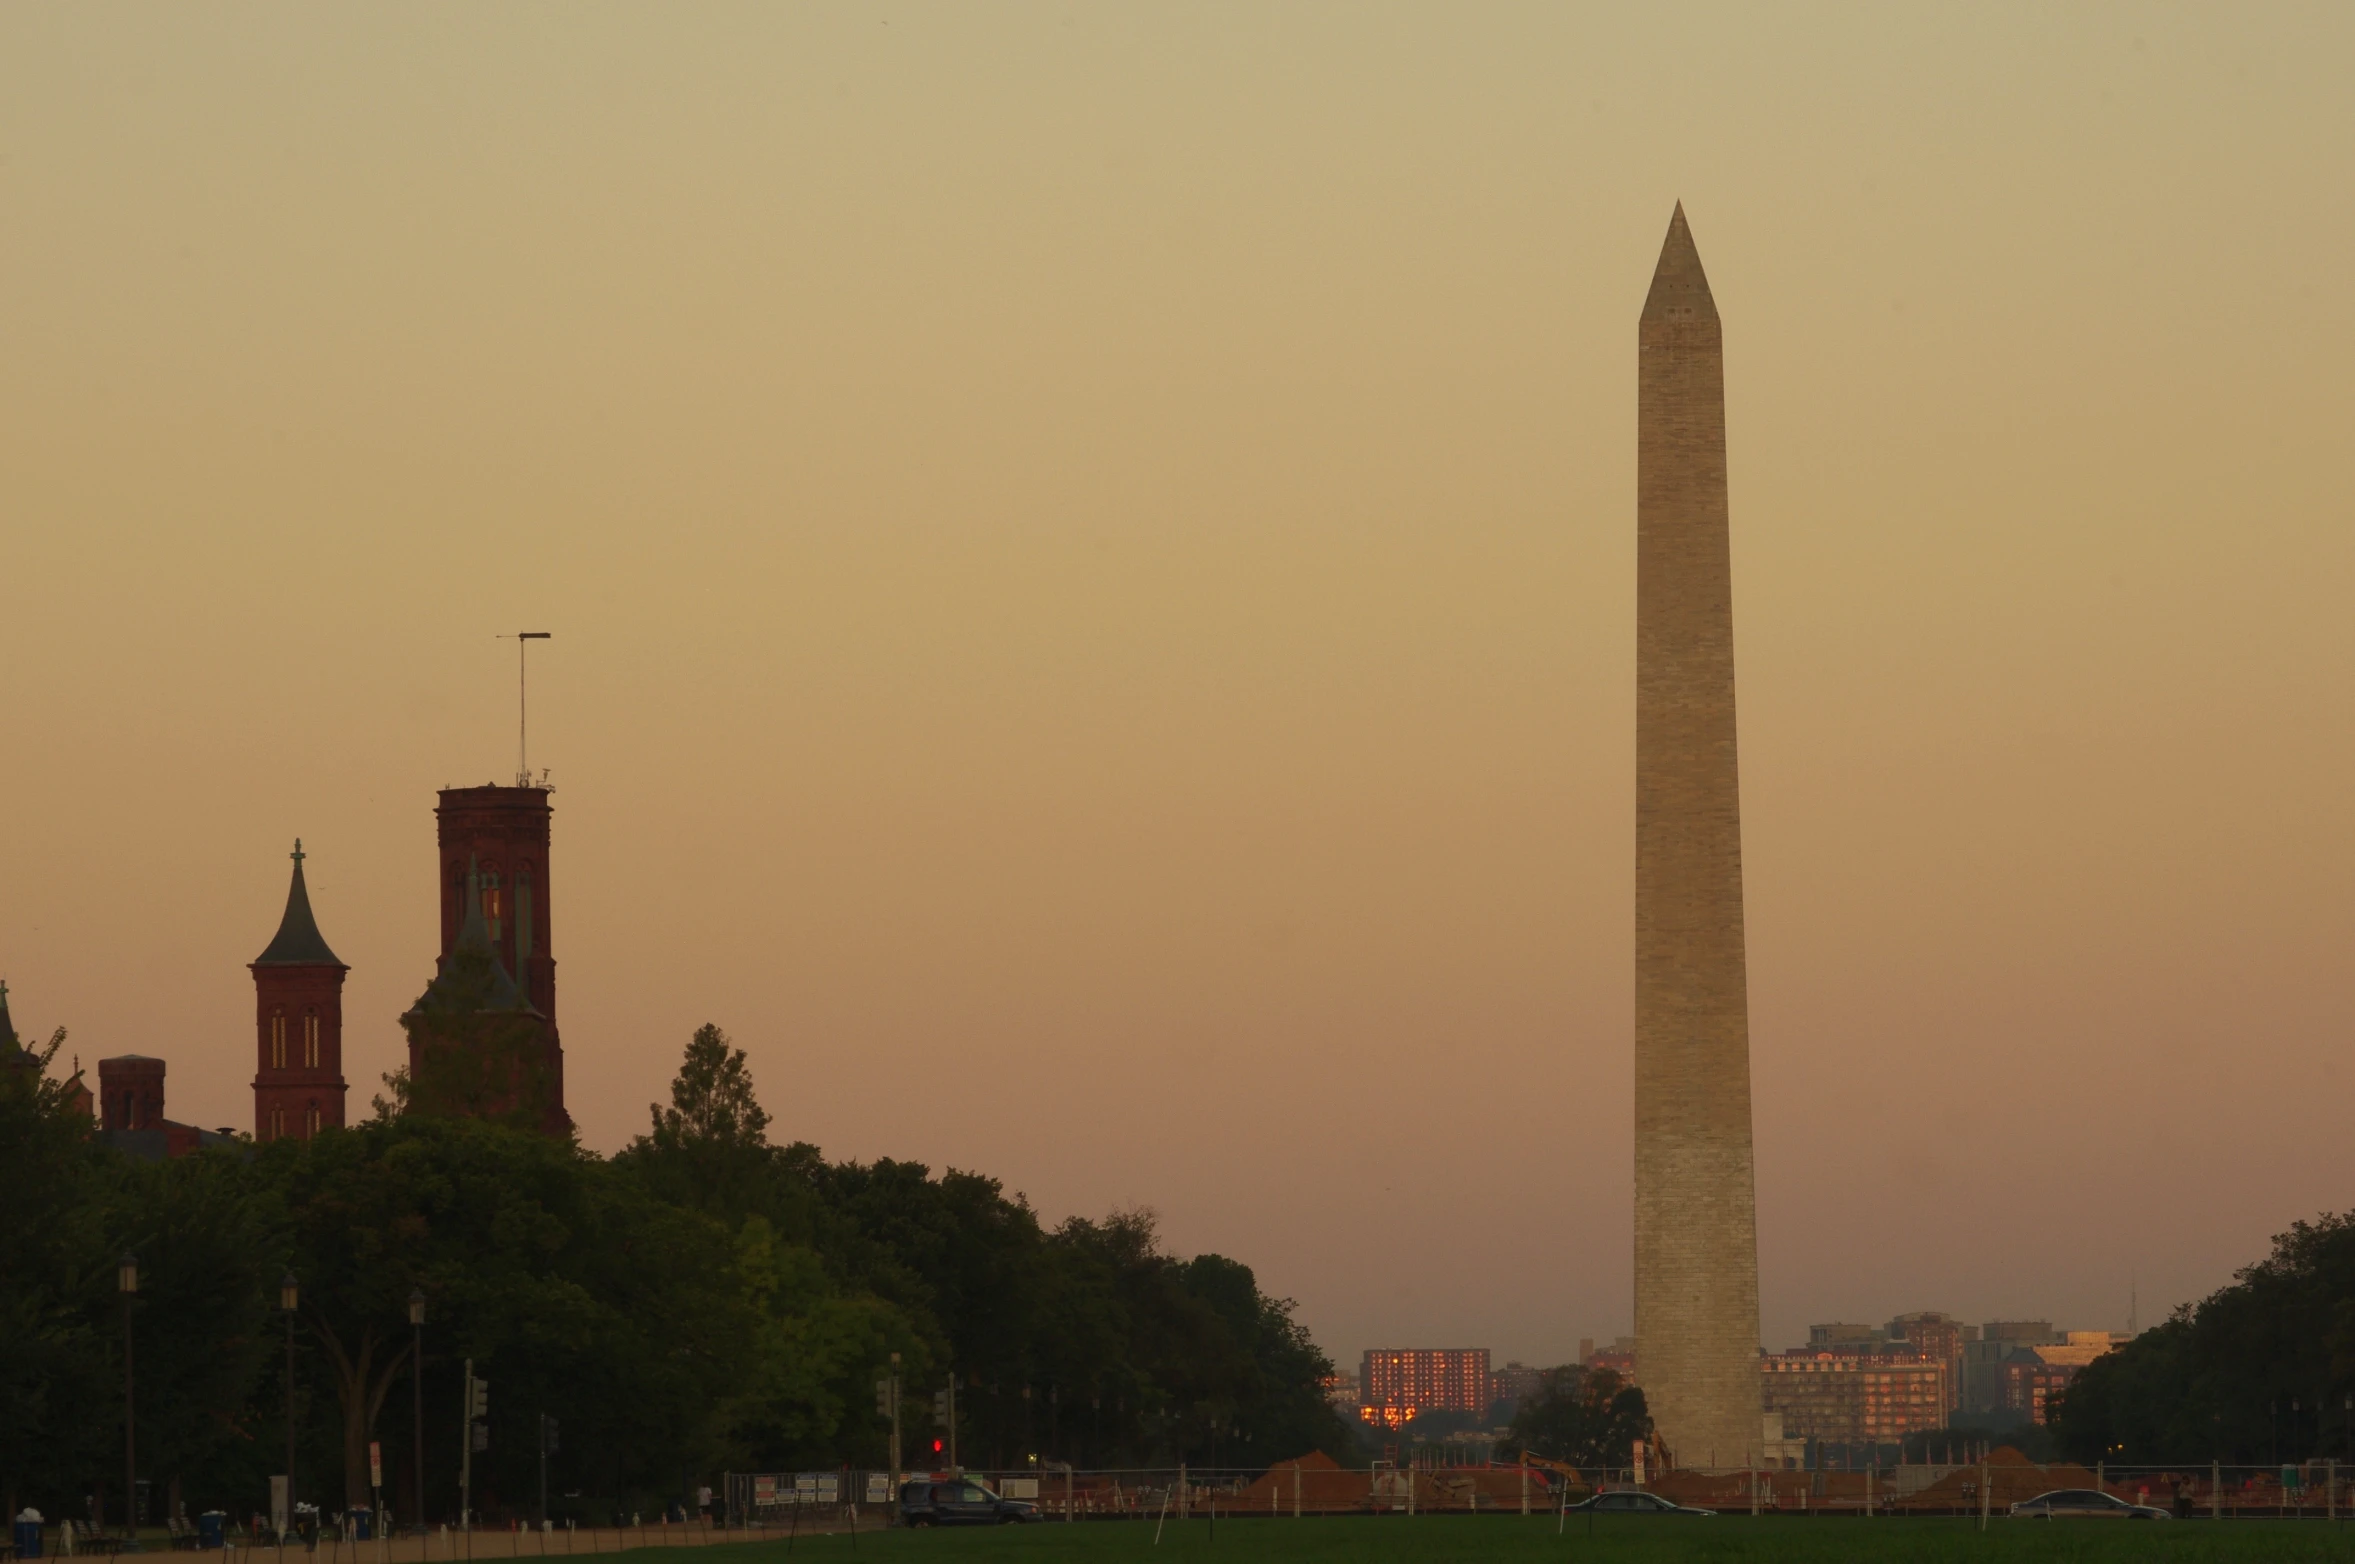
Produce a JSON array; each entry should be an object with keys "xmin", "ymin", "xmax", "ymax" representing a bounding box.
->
[{"xmin": 4, "ymin": 5, "xmax": 2350, "ymax": 1367}]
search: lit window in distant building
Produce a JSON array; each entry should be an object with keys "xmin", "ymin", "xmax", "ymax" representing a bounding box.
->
[
  {"xmin": 304, "ymin": 1010, "xmax": 320, "ymax": 1068},
  {"xmin": 271, "ymin": 1010, "xmax": 287, "ymax": 1069}
]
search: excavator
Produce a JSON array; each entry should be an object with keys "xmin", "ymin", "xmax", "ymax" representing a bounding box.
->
[{"xmin": 1511, "ymin": 1453, "xmax": 1593, "ymax": 1497}]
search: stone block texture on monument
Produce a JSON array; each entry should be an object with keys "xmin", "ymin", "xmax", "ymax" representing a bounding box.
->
[{"xmin": 1632, "ymin": 204, "xmax": 1762, "ymax": 1470}]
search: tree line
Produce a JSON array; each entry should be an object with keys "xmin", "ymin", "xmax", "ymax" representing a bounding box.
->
[
  {"xmin": 0, "ymin": 1022, "xmax": 1352, "ymax": 1528},
  {"xmin": 2053, "ymin": 1212, "xmax": 2355, "ymax": 1465}
]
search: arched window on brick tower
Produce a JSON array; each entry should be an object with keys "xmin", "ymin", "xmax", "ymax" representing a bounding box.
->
[{"xmin": 251, "ymin": 839, "xmax": 350, "ymax": 1142}]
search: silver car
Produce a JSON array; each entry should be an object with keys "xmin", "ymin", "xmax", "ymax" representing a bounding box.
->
[
  {"xmin": 2010, "ymin": 1488, "xmax": 2169, "ymax": 1520},
  {"xmin": 1568, "ymin": 1491, "xmax": 1714, "ymax": 1516}
]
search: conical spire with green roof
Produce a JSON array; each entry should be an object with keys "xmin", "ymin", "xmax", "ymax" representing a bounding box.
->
[{"xmin": 254, "ymin": 840, "xmax": 347, "ymax": 967}]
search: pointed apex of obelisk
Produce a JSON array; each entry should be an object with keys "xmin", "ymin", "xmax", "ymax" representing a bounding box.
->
[{"xmin": 1641, "ymin": 202, "xmax": 1718, "ymax": 325}]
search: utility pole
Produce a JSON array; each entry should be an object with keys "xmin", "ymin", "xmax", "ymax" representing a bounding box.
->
[
  {"xmin": 877, "ymin": 1354, "xmax": 900, "ymax": 1521},
  {"xmin": 119, "ymin": 1254, "xmax": 137, "ymax": 1547},
  {"xmin": 408, "ymin": 1292, "xmax": 426, "ymax": 1533},
  {"xmin": 459, "ymin": 1359, "xmax": 471, "ymax": 1532},
  {"xmin": 281, "ymin": 1272, "xmax": 300, "ymax": 1539},
  {"xmin": 460, "ymin": 1362, "xmax": 487, "ymax": 1531},
  {"xmin": 948, "ymin": 1376, "xmax": 958, "ymax": 1472}
]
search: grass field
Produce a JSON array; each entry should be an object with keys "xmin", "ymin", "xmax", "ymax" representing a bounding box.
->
[{"xmin": 620, "ymin": 1516, "xmax": 2355, "ymax": 1563}]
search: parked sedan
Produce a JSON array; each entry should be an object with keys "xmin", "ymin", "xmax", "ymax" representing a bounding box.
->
[
  {"xmin": 1568, "ymin": 1491, "xmax": 1714, "ymax": 1516},
  {"xmin": 2010, "ymin": 1489, "xmax": 2169, "ymax": 1520}
]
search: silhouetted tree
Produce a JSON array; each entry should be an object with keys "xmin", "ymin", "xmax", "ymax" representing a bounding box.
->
[
  {"xmin": 1502, "ymin": 1366, "xmax": 1651, "ymax": 1468},
  {"xmin": 2054, "ymin": 1212, "xmax": 2355, "ymax": 1464}
]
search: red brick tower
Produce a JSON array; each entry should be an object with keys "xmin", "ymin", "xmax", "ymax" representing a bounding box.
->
[
  {"xmin": 98, "ymin": 1054, "xmax": 167, "ymax": 1131},
  {"xmin": 251, "ymin": 840, "xmax": 350, "ymax": 1142},
  {"xmin": 434, "ymin": 786, "xmax": 565, "ymax": 1124}
]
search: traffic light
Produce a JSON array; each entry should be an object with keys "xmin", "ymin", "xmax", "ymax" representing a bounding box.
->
[
  {"xmin": 932, "ymin": 1389, "xmax": 950, "ymax": 1428},
  {"xmin": 469, "ymin": 1376, "xmax": 490, "ymax": 1420},
  {"xmin": 875, "ymin": 1379, "xmax": 893, "ymax": 1418},
  {"xmin": 541, "ymin": 1415, "xmax": 559, "ymax": 1456},
  {"xmin": 931, "ymin": 1440, "xmax": 943, "ymax": 1456}
]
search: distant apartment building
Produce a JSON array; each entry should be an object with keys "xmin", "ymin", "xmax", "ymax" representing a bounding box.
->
[
  {"xmin": 1760, "ymin": 1354, "xmax": 1947, "ymax": 1447},
  {"xmin": 1889, "ymin": 1311, "xmax": 1966, "ymax": 1415},
  {"xmin": 2001, "ymin": 1332, "xmax": 2123, "ymax": 1425},
  {"xmin": 1360, "ymin": 1348, "xmax": 1491, "ymax": 1426},
  {"xmin": 1962, "ymin": 1320, "xmax": 2062, "ymax": 1414},
  {"xmin": 1489, "ymin": 1361, "xmax": 1544, "ymax": 1417},
  {"xmin": 1582, "ymin": 1336, "xmax": 1637, "ymax": 1379},
  {"xmin": 1322, "ymin": 1371, "xmax": 1359, "ymax": 1415},
  {"xmin": 1808, "ymin": 1322, "xmax": 1891, "ymax": 1354}
]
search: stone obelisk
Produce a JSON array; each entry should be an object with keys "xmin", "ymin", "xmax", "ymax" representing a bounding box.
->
[{"xmin": 1632, "ymin": 203, "xmax": 1760, "ymax": 1471}]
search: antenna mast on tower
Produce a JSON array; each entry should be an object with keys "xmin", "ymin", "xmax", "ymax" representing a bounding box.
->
[{"xmin": 503, "ymin": 632, "xmax": 553, "ymax": 786}]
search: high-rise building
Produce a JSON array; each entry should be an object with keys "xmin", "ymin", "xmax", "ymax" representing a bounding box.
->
[
  {"xmin": 1586, "ymin": 1337, "xmax": 1638, "ymax": 1378},
  {"xmin": 1889, "ymin": 1311, "xmax": 1966, "ymax": 1415},
  {"xmin": 1489, "ymin": 1361, "xmax": 1545, "ymax": 1416},
  {"xmin": 1359, "ymin": 1349, "xmax": 1492, "ymax": 1426},
  {"xmin": 1632, "ymin": 203, "xmax": 1763, "ymax": 1470},
  {"xmin": 1963, "ymin": 1320, "xmax": 2062, "ymax": 1413},
  {"xmin": 1760, "ymin": 1355, "xmax": 1947, "ymax": 1451},
  {"xmin": 251, "ymin": 840, "xmax": 349, "ymax": 1142}
]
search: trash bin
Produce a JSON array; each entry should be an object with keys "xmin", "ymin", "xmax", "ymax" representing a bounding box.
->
[
  {"xmin": 348, "ymin": 1510, "xmax": 371, "ymax": 1543},
  {"xmin": 197, "ymin": 1513, "xmax": 226, "ymax": 1550},
  {"xmin": 14, "ymin": 1509, "xmax": 45, "ymax": 1560}
]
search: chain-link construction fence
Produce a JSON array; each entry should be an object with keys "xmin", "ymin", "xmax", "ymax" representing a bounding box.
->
[{"xmin": 712, "ymin": 1458, "xmax": 2355, "ymax": 1525}]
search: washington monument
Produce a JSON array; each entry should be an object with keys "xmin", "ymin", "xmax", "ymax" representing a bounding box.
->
[{"xmin": 1632, "ymin": 203, "xmax": 1762, "ymax": 1469}]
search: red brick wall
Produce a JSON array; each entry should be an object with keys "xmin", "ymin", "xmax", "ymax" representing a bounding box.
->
[
  {"xmin": 97, "ymin": 1055, "xmax": 166, "ymax": 1131},
  {"xmin": 252, "ymin": 962, "xmax": 347, "ymax": 1142}
]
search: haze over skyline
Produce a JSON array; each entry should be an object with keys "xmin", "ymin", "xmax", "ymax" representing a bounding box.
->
[{"xmin": 4, "ymin": 4, "xmax": 2350, "ymax": 1368}]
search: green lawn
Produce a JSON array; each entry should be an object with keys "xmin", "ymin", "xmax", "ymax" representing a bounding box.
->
[{"xmin": 628, "ymin": 1516, "xmax": 2355, "ymax": 1563}]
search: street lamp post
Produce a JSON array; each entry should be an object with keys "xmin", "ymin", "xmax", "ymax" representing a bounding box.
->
[
  {"xmin": 119, "ymin": 1253, "xmax": 138, "ymax": 1549},
  {"xmin": 410, "ymin": 1290, "xmax": 427, "ymax": 1534},
  {"xmin": 281, "ymin": 1272, "xmax": 300, "ymax": 1536}
]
